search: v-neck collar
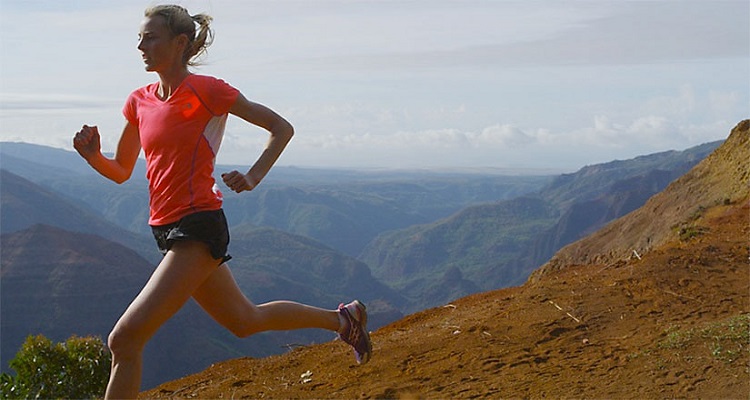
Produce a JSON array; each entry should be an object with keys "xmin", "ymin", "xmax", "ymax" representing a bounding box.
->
[{"xmin": 154, "ymin": 74, "xmax": 193, "ymax": 102}]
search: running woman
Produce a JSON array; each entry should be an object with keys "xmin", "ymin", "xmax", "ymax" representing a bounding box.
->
[{"xmin": 73, "ymin": 5, "xmax": 371, "ymax": 399}]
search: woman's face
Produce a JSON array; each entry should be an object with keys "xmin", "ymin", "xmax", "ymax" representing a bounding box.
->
[{"xmin": 137, "ymin": 16, "xmax": 185, "ymax": 72}]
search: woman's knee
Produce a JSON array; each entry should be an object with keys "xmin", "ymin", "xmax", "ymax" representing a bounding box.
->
[
  {"xmin": 229, "ymin": 325, "xmax": 254, "ymax": 339},
  {"xmin": 227, "ymin": 306, "xmax": 265, "ymax": 338},
  {"xmin": 107, "ymin": 323, "xmax": 147, "ymax": 359},
  {"xmin": 228, "ymin": 316, "xmax": 262, "ymax": 338}
]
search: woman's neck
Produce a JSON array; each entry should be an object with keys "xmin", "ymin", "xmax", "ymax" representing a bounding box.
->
[{"xmin": 157, "ymin": 67, "xmax": 191, "ymax": 100}]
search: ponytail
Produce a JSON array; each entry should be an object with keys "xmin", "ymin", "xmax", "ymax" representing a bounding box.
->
[
  {"xmin": 185, "ymin": 13, "xmax": 213, "ymax": 66},
  {"xmin": 144, "ymin": 5, "xmax": 214, "ymax": 67}
]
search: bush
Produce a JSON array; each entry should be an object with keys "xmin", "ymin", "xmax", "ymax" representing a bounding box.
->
[{"xmin": 0, "ymin": 335, "xmax": 111, "ymax": 399}]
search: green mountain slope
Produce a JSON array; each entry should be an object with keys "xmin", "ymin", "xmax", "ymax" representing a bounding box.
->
[{"xmin": 361, "ymin": 196, "xmax": 556, "ymax": 312}]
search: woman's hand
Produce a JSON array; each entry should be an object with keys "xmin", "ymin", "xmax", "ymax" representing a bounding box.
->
[
  {"xmin": 73, "ymin": 124, "xmax": 102, "ymax": 161},
  {"xmin": 73, "ymin": 122, "xmax": 140, "ymax": 184},
  {"xmin": 221, "ymin": 170, "xmax": 259, "ymax": 193}
]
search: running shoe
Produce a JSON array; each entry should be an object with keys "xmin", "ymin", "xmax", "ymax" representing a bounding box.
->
[{"xmin": 338, "ymin": 300, "xmax": 372, "ymax": 364}]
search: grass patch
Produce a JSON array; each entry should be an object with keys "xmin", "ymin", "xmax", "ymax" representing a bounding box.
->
[
  {"xmin": 658, "ymin": 313, "xmax": 749, "ymax": 363},
  {"xmin": 676, "ymin": 225, "xmax": 708, "ymax": 242},
  {"xmin": 671, "ymin": 205, "xmax": 709, "ymax": 242}
]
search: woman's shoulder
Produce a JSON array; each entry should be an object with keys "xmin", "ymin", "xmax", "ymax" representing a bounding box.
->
[
  {"xmin": 188, "ymin": 74, "xmax": 234, "ymax": 88},
  {"xmin": 185, "ymin": 74, "xmax": 239, "ymax": 104}
]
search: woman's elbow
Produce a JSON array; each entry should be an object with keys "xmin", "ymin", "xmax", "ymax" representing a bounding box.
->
[
  {"xmin": 111, "ymin": 170, "xmax": 132, "ymax": 185},
  {"xmin": 285, "ymin": 126, "xmax": 295, "ymax": 142},
  {"xmin": 277, "ymin": 120, "xmax": 294, "ymax": 141}
]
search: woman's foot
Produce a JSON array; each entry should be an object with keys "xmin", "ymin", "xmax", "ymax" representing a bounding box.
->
[{"xmin": 338, "ymin": 300, "xmax": 373, "ymax": 364}]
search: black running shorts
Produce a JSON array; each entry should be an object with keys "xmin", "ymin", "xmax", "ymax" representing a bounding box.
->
[{"xmin": 150, "ymin": 209, "xmax": 231, "ymax": 264}]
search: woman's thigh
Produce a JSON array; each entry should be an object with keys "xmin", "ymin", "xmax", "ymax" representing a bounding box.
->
[
  {"xmin": 112, "ymin": 241, "xmax": 221, "ymax": 348},
  {"xmin": 192, "ymin": 264, "xmax": 340, "ymax": 335}
]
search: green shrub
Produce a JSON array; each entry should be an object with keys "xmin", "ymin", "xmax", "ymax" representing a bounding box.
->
[{"xmin": 0, "ymin": 335, "xmax": 111, "ymax": 399}]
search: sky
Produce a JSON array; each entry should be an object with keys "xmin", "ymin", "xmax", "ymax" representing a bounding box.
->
[{"xmin": 0, "ymin": 0, "xmax": 748, "ymax": 171}]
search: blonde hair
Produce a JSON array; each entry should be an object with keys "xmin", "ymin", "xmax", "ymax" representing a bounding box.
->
[{"xmin": 144, "ymin": 4, "xmax": 213, "ymax": 66}]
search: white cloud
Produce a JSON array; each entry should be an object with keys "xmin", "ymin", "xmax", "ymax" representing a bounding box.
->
[
  {"xmin": 641, "ymin": 85, "xmax": 697, "ymax": 119},
  {"xmin": 476, "ymin": 125, "xmax": 535, "ymax": 148}
]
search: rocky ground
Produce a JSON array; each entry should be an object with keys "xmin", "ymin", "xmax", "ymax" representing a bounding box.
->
[{"xmin": 142, "ymin": 197, "xmax": 748, "ymax": 399}]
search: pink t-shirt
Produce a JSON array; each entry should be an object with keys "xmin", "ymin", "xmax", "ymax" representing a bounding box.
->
[{"xmin": 123, "ymin": 74, "xmax": 240, "ymax": 225}]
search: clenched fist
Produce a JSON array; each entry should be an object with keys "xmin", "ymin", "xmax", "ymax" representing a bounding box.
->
[
  {"xmin": 73, "ymin": 125, "xmax": 101, "ymax": 161},
  {"xmin": 221, "ymin": 170, "xmax": 259, "ymax": 193}
]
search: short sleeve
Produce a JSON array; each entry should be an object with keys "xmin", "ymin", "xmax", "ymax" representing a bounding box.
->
[{"xmin": 122, "ymin": 91, "xmax": 139, "ymax": 124}]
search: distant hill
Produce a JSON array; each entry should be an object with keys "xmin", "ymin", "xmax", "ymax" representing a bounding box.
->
[
  {"xmin": 222, "ymin": 173, "xmax": 549, "ymax": 257},
  {"xmin": 537, "ymin": 141, "xmax": 720, "ymax": 210},
  {"xmin": 142, "ymin": 120, "xmax": 749, "ymax": 399},
  {"xmin": 0, "ymin": 143, "xmax": 154, "ymax": 236},
  {"xmin": 0, "ymin": 169, "xmax": 156, "ymax": 261},
  {"xmin": 361, "ymin": 196, "xmax": 557, "ymax": 312},
  {"xmin": 0, "ymin": 141, "xmax": 149, "ymax": 180},
  {"xmin": 0, "ymin": 142, "xmax": 551, "ymax": 256},
  {"xmin": 0, "ymin": 142, "xmax": 102, "ymax": 178},
  {"xmin": 519, "ymin": 154, "xmax": 713, "ymax": 274},
  {"xmin": 228, "ymin": 224, "xmax": 406, "ymax": 327},
  {"xmin": 0, "ymin": 225, "xmax": 153, "ymax": 381}
]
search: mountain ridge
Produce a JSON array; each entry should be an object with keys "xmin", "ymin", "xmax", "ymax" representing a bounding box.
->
[{"xmin": 0, "ymin": 169, "xmax": 157, "ymax": 262}]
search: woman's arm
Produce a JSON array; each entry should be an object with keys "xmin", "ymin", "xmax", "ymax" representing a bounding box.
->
[
  {"xmin": 222, "ymin": 93, "xmax": 294, "ymax": 193},
  {"xmin": 73, "ymin": 122, "xmax": 141, "ymax": 184}
]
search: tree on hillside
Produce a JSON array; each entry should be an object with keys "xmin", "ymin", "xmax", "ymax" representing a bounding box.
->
[{"xmin": 0, "ymin": 335, "xmax": 110, "ymax": 399}]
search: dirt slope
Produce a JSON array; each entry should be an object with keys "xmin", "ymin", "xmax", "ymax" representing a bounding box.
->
[
  {"xmin": 143, "ymin": 199, "xmax": 748, "ymax": 399},
  {"xmin": 143, "ymin": 121, "xmax": 749, "ymax": 399}
]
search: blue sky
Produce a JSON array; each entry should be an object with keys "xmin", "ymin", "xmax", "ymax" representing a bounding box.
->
[{"xmin": 1, "ymin": 0, "xmax": 748, "ymax": 171}]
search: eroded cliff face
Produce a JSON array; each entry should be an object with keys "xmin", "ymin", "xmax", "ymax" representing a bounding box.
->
[{"xmin": 533, "ymin": 119, "xmax": 749, "ymax": 280}]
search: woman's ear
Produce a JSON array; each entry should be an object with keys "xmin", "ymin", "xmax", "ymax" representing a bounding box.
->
[{"xmin": 174, "ymin": 33, "xmax": 190, "ymax": 52}]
